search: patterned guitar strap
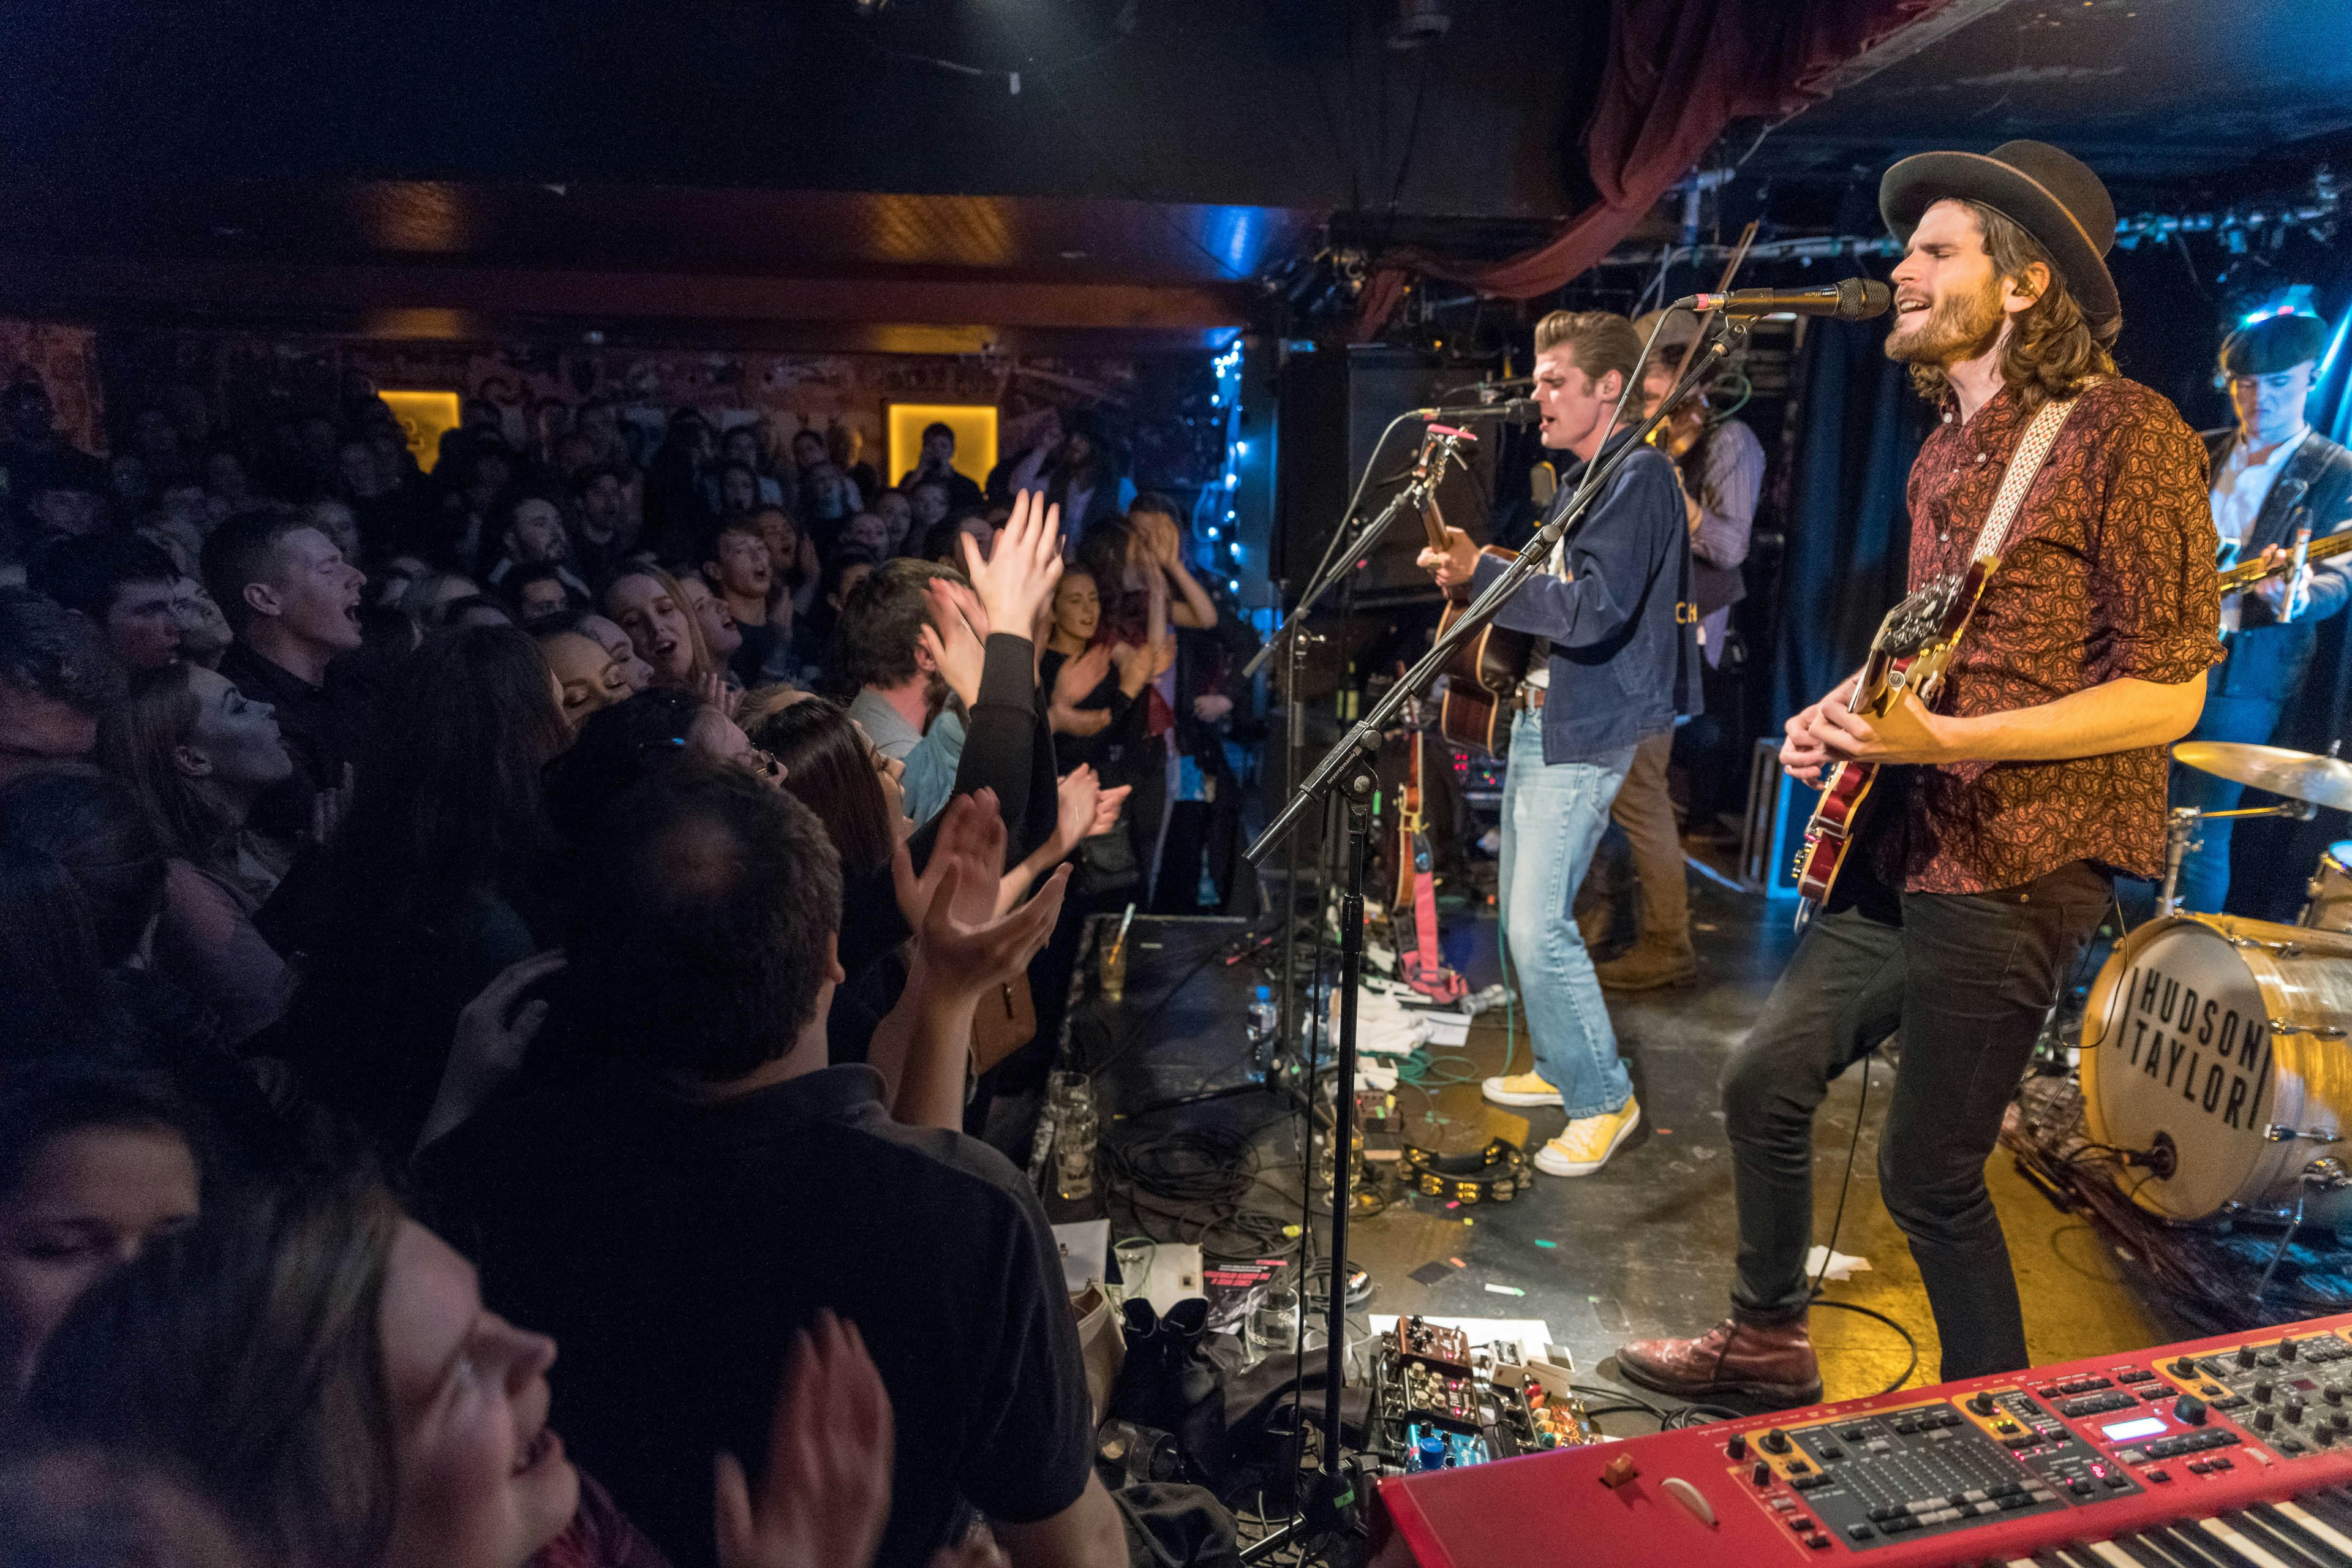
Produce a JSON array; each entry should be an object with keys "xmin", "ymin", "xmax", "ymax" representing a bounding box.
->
[{"xmin": 1968, "ymin": 388, "xmax": 2089, "ymax": 565}]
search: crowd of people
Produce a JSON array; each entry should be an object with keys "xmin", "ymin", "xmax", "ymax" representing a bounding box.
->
[{"xmin": 0, "ymin": 374, "xmax": 1262, "ymax": 1568}]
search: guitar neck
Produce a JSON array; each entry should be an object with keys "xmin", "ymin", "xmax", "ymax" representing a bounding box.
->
[{"xmin": 2219, "ymin": 527, "xmax": 2352, "ymax": 594}]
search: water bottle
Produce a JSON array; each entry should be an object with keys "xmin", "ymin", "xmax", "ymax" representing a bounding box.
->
[{"xmin": 1248, "ymin": 985, "xmax": 1278, "ymax": 1045}]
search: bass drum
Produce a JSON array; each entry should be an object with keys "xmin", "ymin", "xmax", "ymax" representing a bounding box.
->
[
  {"xmin": 2302, "ymin": 841, "xmax": 2352, "ymax": 933},
  {"xmin": 2081, "ymin": 914, "xmax": 2352, "ymax": 1224}
]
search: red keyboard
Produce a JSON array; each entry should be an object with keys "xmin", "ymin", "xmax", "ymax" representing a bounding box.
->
[{"xmin": 1373, "ymin": 1313, "xmax": 2352, "ymax": 1566}]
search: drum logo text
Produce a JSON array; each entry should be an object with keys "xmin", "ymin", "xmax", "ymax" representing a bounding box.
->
[{"xmin": 2114, "ymin": 964, "xmax": 2271, "ymax": 1129}]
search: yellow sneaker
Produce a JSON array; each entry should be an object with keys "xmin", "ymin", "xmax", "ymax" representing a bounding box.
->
[
  {"xmin": 1535, "ymin": 1097, "xmax": 1642, "ymax": 1177},
  {"xmin": 1480, "ymin": 1070, "xmax": 1562, "ymax": 1108}
]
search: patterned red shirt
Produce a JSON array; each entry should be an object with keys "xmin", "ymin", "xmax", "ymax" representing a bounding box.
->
[{"xmin": 1896, "ymin": 376, "xmax": 2223, "ymax": 893}]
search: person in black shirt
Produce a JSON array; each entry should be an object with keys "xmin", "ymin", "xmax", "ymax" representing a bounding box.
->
[
  {"xmin": 700, "ymin": 514, "xmax": 785, "ymax": 688},
  {"xmin": 897, "ymin": 421, "xmax": 985, "ymax": 516},
  {"xmin": 419, "ymin": 765, "xmax": 1118, "ymax": 1568},
  {"xmin": 200, "ymin": 513, "xmax": 369, "ymax": 842}
]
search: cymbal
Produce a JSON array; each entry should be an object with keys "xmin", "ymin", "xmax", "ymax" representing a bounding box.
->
[{"xmin": 2173, "ymin": 742, "xmax": 2352, "ymax": 812}]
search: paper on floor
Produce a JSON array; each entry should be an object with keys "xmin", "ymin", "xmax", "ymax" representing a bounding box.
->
[{"xmin": 1804, "ymin": 1246, "xmax": 1872, "ymax": 1283}]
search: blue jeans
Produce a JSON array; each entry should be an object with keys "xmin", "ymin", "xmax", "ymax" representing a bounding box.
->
[
  {"xmin": 1498, "ymin": 707, "xmax": 1636, "ymax": 1118},
  {"xmin": 2171, "ymin": 692, "xmax": 2286, "ymax": 914}
]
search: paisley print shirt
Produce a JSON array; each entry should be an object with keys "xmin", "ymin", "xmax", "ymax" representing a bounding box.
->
[{"xmin": 1896, "ymin": 376, "xmax": 2223, "ymax": 893}]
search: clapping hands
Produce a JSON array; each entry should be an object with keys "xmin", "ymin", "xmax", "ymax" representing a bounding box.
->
[
  {"xmin": 962, "ymin": 489, "xmax": 1064, "ymax": 636},
  {"xmin": 714, "ymin": 1311, "xmax": 894, "ymax": 1568}
]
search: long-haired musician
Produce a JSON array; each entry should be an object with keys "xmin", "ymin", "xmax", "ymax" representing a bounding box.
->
[{"xmin": 1618, "ymin": 142, "xmax": 2222, "ymax": 1404}]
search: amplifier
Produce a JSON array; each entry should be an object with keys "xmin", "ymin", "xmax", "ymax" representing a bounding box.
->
[{"xmin": 1374, "ymin": 1311, "xmax": 2352, "ymax": 1566}]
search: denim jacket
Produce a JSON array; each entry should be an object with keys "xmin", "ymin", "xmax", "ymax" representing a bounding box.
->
[{"xmin": 1471, "ymin": 429, "xmax": 1701, "ymax": 764}]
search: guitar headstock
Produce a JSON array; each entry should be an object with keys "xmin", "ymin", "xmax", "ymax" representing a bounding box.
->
[{"xmin": 1873, "ymin": 574, "xmax": 1963, "ymax": 656}]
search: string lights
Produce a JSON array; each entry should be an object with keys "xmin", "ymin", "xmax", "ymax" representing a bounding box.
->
[{"xmin": 1193, "ymin": 336, "xmax": 1247, "ymax": 601}]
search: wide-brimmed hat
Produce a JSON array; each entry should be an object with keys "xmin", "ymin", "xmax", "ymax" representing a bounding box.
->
[
  {"xmin": 1879, "ymin": 140, "xmax": 2119, "ymax": 330},
  {"xmin": 1634, "ymin": 307, "xmax": 1703, "ymax": 352},
  {"xmin": 2220, "ymin": 311, "xmax": 2330, "ymax": 377}
]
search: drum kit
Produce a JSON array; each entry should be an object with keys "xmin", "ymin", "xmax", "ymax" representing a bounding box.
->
[{"xmin": 2082, "ymin": 741, "xmax": 2352, "ymax": 1236}]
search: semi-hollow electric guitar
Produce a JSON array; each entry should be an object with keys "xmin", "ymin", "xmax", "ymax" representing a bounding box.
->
[
  {"xmin": 1791, "ymin": 390, "xmax": 2085, "ymax": 924},
  {"xmin": 1789, "ymin": 567, "xmax": 1983, "ymax": 915}
]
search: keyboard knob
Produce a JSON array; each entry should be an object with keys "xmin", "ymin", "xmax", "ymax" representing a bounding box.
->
[
  {"xmin": 1754, "ymin": 1461, "xmax": 1773, "ymax": 1487},
  {"xmin": 1967, "ymin": 1392, "xmax": 1997, "ymax": 1417},
  {"xmin": 2255, "ymin": 1379, "xmax": 2276, "ymax": 1403},
  {"xmin": 2176, "ymin": 1394, "xmax": 2208, "ymax": 1426},
  {"xmin": 2287, "ymin": 1397, "xmax": 2309, "ymax": 1423},
  {"xmin": 2239, "ymin": 1345, "xmax": 2260, "ymax": 1368},
  {"xmin": 2283, "ymin": 1339, "xmax": 2303, "ymax": 1362},
  {"xmin": 2254, "ymin": 1408, "xmax": 2277, "ymax": 1433},
  {"xmin": 1760, "ymin": 1430, "xmax": 1792, "ymax": 1455},
  {"xmin": 1727, "ymin": 1434, "xmax": 1747, "ymax": 1461},
  {"xmin": 2326, "ymin": 1385, "xmax": 2345, "ymax": 1407},
  {"xmin": 2173, "ymin": 1357, "xmax": 2201, "ymax": 1378}
]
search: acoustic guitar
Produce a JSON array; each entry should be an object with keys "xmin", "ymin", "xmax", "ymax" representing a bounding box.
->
[{"xmin": 1416, "ymin": 426, "xmax": 1539, "ymax": 758}]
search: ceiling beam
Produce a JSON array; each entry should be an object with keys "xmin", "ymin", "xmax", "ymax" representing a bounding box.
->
[{"xmin": 0, "ymin": 252, "xmax": 1256, "ymax": 339}]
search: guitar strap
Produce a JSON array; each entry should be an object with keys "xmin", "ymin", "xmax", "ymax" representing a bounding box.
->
[{"xmin": 1967, "ymin": 390, "xmax": 2085, "ymax": 565}]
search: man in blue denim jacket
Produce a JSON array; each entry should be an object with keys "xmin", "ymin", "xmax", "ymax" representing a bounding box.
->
[{"xmin": 1419, "ymin": 309, "xmax": 1700, "ymax": 1177}]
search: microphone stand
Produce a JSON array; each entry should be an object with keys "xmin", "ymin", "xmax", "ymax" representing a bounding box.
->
[{"xmin": 1238, "ymin": 311, "xmax": 1745, "ymax": 1542}]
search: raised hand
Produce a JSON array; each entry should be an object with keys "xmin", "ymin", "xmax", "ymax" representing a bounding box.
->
[
  {"xmin": 308, "ymin": 762, "xmax": 355, "ymax": 848},
  {"xmin": 891, "ymin": 790, "xmax": 1003, "ymax": 930},
  {"xmin": 419, "ymin": 948, "xmax": 568, "ymax": 1150},
  {"xmin": 1052, "ymin": 766, "xmax": 1102, "ymax": 859},
  {"xmin": 962, "ymin": 488, "xmax": 1064, "ymax": 635},
  {"xmin": 919, "ymin": 578, "xmax": 987, "ymax": 709},
  {"xmin": 714, "ymin": 1311, "xmax": 894, "ymax": 1568},
  {"xmin": 922, "ymin": 855, "xmax": 1071, "ymax": 1005},
  {"xmin": 1054, "ymin": 643, "xmax": 1113, "ymax": 705}
]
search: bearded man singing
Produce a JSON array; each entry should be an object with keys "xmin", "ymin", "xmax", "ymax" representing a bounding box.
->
[{"xmin": 1616, "ymin": 142, "xmax": 2222, "ymax": 1404}]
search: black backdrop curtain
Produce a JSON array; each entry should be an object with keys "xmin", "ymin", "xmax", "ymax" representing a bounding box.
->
[{"xmin": 1767, "ymin": 303, "xmax": 1932, "ymax": 726}]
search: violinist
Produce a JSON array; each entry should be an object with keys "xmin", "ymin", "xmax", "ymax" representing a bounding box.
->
[{"xmin": 1581, "ymin": 309, "xmax": 1765, "ymax": 993}]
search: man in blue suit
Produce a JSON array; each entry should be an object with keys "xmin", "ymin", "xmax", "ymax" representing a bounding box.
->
[{"xmin": 2175, "ymin": 310, "xmax": 2352, "ymax": 912}]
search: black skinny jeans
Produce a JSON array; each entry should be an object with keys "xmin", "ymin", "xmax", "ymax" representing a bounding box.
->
[{"xmin": 1722, "ymin": 854, "xmax": 2110, "ymax": 1379}]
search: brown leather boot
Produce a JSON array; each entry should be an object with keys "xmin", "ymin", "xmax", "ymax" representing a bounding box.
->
[
  {"xmin": 1616, "ymin": 1316, "xmax": 1822, "ymax": 1407},
  {"xmin": 1594, "ymin": 932, "xmax": 1698, "ymax": 991}
]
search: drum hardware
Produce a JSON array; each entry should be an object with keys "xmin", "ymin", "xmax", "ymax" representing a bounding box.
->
[
  {"xmin": 2266, "ymin": 1124, "xmax": 2346, "ymax": 1144},
  {"xmin": 2276, "ymin": 1021, "xmax": 2350, "ymax": 1039},
  {"xmin": 2234, "ymin": 935, "xmax": 2309, "ymax": 957},
  {"xmin": 2158, "ymin": 800, "xmax": 2318, "ymax": 917},
  {"xmin": 2253, "ymin": 1156, "xmax": 2352, "ymax": 1302}
]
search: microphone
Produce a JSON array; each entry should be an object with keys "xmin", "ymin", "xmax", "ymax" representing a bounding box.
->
[
  {"xmin": 1672, "ymin": 278, "xmax": 1892, "ymax": 320},
  {"xmin": 1411, "ymin": 398, "xmax": 1539, "ymax": 424}
]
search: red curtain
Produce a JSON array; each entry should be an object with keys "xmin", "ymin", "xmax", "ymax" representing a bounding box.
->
[{"xmin": 1354, "ymin": 0, "xmax": 1950, "ymax": 334}]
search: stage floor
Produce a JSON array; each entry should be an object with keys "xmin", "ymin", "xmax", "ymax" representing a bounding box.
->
[{"xmin": 1066, "ymin": 858, "xmax": 2207, "ymax": 1422}]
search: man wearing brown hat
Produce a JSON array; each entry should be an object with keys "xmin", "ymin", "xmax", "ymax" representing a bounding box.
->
[
  {"xmin": 2170, "ymin": 309, "xmax": 2352, "ymax": 913},
  {"xmin": 1618, "ymin": 141, "xmax": 2222, "ymax": 1403}
]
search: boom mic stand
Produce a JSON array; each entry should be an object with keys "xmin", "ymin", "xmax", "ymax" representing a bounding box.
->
[{"xmin": 1238, "ymin": 310, "xmax": 1743, "ymax": 1544}]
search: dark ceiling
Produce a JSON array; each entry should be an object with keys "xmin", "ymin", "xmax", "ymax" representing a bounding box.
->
[
  {"xmin": 1736, "ymin": 0, "xmax": 2352, "ymax": 200},
  {"xmin": 0, "ymin": 0, "xmax": 2343, "ymax": 350}
]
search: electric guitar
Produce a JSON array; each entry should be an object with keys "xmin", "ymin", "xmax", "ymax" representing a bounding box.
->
[
  {"xmin": 1391, "ymin": 688, "xmax": 1467, "ymax": 1004},
  {"xmin": 1790, "ymin": 562, "xmax": 1990, "ymax": 919},
  {"xmin": 1415, "ymin": 426, "xmax": 1538, "ymax": 758},
  {"xmin": 1792, "ymin": 389, "xmax": 2086, "ymax": 924}
]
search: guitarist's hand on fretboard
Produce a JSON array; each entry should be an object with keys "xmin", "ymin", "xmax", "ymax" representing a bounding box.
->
[{"xmin": 1417, "ymin": 525, "xmax": 1480, "ymax": 591}]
